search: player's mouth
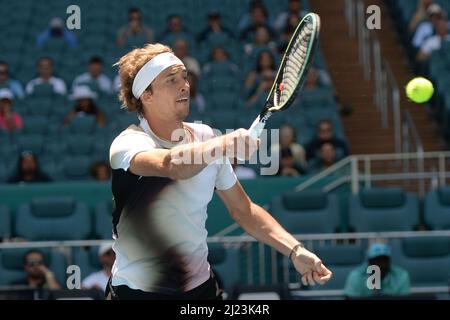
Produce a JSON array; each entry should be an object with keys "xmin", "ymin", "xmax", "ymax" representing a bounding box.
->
[{"xmin": 176, "ymin": 97, "xmax": 189, "ymax": 103}]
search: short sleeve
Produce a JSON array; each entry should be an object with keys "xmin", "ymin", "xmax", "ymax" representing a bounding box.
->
[
  {"xmin": 215, "ymin": 157, "xmax": 237, "ymax": 191},
  {"xmin": 109, "ymin": 130, "xmax": 155, "ymax": 171}
]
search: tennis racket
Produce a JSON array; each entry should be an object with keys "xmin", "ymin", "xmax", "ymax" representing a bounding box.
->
[{"xmin": 248, "ymin": 12, "xmax": 321, "ymax": 139}]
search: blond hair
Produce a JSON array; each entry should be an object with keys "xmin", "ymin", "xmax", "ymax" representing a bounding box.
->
[{"xmin": 114, "ymin": 43, "xmax": 172, "ymax": 115}]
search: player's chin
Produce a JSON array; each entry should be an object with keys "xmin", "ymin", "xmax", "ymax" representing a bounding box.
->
[{"xmin": 175, "ymin": 102, "xmax": 189, "ymax": 120}]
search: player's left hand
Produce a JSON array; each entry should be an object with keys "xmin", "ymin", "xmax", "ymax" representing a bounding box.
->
[{"xmin": 292, "ymin": 247, "xmax": 333, "ymax": 286}]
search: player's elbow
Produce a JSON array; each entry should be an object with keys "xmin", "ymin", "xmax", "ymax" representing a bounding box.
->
[{"xmin": 230, "ymin": 201, "xmax": 253, "ymax": 224}]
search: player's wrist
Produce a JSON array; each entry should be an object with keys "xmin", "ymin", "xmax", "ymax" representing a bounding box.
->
[{"xmin": 289, "ymin": 243, "xmax": 304, "ymax": 262}]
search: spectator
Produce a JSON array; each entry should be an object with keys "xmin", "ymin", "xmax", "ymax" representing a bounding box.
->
[
  {"xmin": 7, "ymin": 151, "xmax": 52, "ymax": 183},
  {"xmin": 173, "ymin": 39, "xmax": 201, "ymax": 78},
  {"xmin": 26, "ymin": 57, "xmax": 67, "ymax": 96},
  {"xmin": 64, "ymin": 86, "xmax": 105, "ymax": 127},
  {"xmin": 197, "ymin": 10, "xmax": 235, "ymax": 43},
  {"xmin": 72, "ymin": 56, "xmax": 112, "ymax": 95},
  {"xmin": 113, "ymin": 74, "xmax": 120, "ymax": 93},
  {"xmin": 244, "ymin": 50, "xmax": 276, "ymax": 100},
  {"xmin": 271, "ymin": 124, "xmax": 307, "ymax": 168},
  {"xmin": 160, "ymin": 15, "xmax": 194, "ymax": 47},
  {"xmin": 36, "ymin": 17, "xmax": 77, "ymax": 49},
  {"xmin": 187, "ymin": 72, "xmax": 206, "ymax": 114},
  {"xmin": 278, "ymin": 13, "xmax": 301, "ymax": 52},
  {"xmin": 240, "ymin": 3, "xmax": 275, "ymax": 42},
  {"xmin": 230, "ymin": 158, "xmax": 257, "ymax": 180},
  {"xmin": 244, "ymin": 25, "xmax": 278, "ymax": 60},
  {"xmin": 117, "ymin": 7, "xmax": 154, "ymax": 47},
  {"xmin": 417, "ymin": 17, "xmax": 450, "ymax": 61},
  {"xmin": 238, "ymin": 0, "xmax": 274, "ymax": 35},
  {"xmin": 90, "ymin": 161, "xmax": 111, "ymax": 181},
  {"xmin": 0, "ymin": 61, "xmax": 25, "ymax": 99},
  {"xmin": 274, "ymin": 0, "xmax": 307, "ymax": 33},
  {"xmin": 246, "ymin": 69, "xmax": 276, "ymax": 107},
  {"xmin": 409, "ymin": 0, "xmax": 433, "ymax": 32},
  {"xmin": 0, "ymin": 89, "xmax": 23, "ymax": 132},
  {"xmin": 11, "ymin": 249, "xmax": 61, "ymax": 290},
  {"xmin": 304, "ymin": 66, "xmax": 332, "ymax": 90},
  {"xmin": 305, "ymin": 119, "xmax": 350, "ymax": 161},
  {"xmin": 309, "ymin": 142, "xmax": 338, "ymax": 172},
  {"xmin": 277, "ymin": 147, "xmax": 305, "ymax": 177},
  {"xmin": 412, "ymin": 4, "xmax": 447, "ymax": 49},
  {"xmin": 203, "ymin": 46, "xmax": 239, "ymax": 78},
  {"xmin": 344, "ymin": 243, "xmax": 410, "ymax": 298},
  {"xmin": 82, "ymin": 242, "xmax": 115, "ymax": 292}
]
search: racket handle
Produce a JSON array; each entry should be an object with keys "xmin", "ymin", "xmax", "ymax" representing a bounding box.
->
[{"xmin": 248, "ymin": 112, "xmax": 271, "ymax": 139}]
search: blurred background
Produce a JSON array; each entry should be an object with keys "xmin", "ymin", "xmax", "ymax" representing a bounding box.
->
[{"xmin": 0, "ymin": 0, "xmax": 449, "ymax": 300}]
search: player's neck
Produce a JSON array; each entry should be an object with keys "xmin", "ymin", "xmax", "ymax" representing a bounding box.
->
[{"xmin": 145, "ymin": 116, "xmax": 184, "ymax": 142}]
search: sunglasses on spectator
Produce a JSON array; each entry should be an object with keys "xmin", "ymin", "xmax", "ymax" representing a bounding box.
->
[{"xmin": 27, "ymin": 260, "xmax": 43, "ymax": 267}]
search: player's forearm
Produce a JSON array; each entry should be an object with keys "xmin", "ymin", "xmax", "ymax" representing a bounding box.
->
[
  {"xmin": 167, "ymin": 135, "xmax": 226, "ymax": 179},
  {"xmin": 233, "ymin": 203, "xmax": 301, "ymax": 257}
]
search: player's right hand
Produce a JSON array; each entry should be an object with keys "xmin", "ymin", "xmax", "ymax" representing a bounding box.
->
[{"xmin": 223, "ymin": 128, "xmax": 260, "ymax": 161}]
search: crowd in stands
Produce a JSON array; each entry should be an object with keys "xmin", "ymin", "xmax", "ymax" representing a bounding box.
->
[{"xmin": 0, "ymin": 0, "xmax": 349, "ymax": 183}]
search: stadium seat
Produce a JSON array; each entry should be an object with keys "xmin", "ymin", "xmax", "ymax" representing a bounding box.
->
[
  {"xmin": 270, "ymin": 190, "xmax": 340, "ymax": 234},
  {"xmin": 0, "ymin": 248, "xmax": 67, "ymax": 286},
  {"xmin": 348, "ymin": 188, "xmax": 420, "ymax": 232},
  {"xmin": 65, "ymin": 134, "xmax": 96, "ymax": 156},
  {"xmin": 208, "ymin": 243, "xmax": 241, "ymax": 295},
  {"xmin": 424, "ymin": 187, "xmax": 450, "ymax": 230},
  {"xmin": 62, "ymin": 156, "xmax": 92, "ymax": 180},
  {"xmin": 391, "ymin": 237, "xmax": 450, "ymax": 287},
  {"xmin": 94, "ymin": 202, "xmax": 113, "ymax": 239},
  {"xmin": 72, "ymin": 246, "xmax": 103, "ymax": 282},
  {"xmin": 66, "ymin": 116, "xmax": 97, "ymax": 134},
  {"xmin": 15, "ymin": 197, "xmax": 92, "ymax": 240},
  {"xmin": 18, "ymin": 116, "xmax": 49, "ymax": 135},
  {"xmin": 15, "ymin": 134, "xmax": 44, "ymax": 155},
  {"xmin": 0, "ymin": 205, "xmax": 11, "ymax": 240}
]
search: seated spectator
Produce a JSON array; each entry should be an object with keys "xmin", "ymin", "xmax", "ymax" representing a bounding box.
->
[
  {"xmin": 304, "ymin": 66, "xmax": 332, "ymax": 90},
  {"xmin": 160, "ymin": 15, "xmax": 194, "ymax": 47},
  {"xmin": 117, "ymin": 7, "xmax": 154, "ymax": 47},
  {"xmin": 0, "ymin": 61, "xmax": 25, "ymax": 99},
  {"xmin": 11, "ymin": 249, "xmax": 61, "ymax": 290},
  {"xmin": 277, "ymin": 147, "xmax": 306, "ymax": 177},
  {"xmin": 72, "ymin": 56, "xmax": 112, "ymax": 95},
  {"xmin": 173, "ymin": 39, "xmax": 201, "ymax": 78},
  {"xmin": 278, "ymin": 13, "xmax": 301, "ymax": 53},
  {"xmin": 412, "ymin": 4, "xmax": 447, "ymax": 49},
  {"xmin": 344, "ymin": 243, "xmax": 410, "ymax": 298},
  {"xmin": 90, "ymin": 161, "xmax": 111, "ymax": 181},
  {"xmin": 7, "ymin": 151, "xmax": 52, "ymax": 183},
  {"xmin": 187, "ymin": 72, "xmax": 206, "ymax": 114},
  {"xmin": 197, "ymin": 10, "xmax": 235, "ymax": 43},
  {"xmin": 309, "ymin": 142, "xmax": 338, "ymax": 172},
  {"xmin": 417, "ymin": 17, "xmax": 450, "ymax": 61},
  {"xmin": 274, "ymin": 0, "xmax": 307, "ymax": 33},
  {"xmin": 246, "ymin": 69, "xmax": 276, "ymax": 107},
  {"xmin": 409, "ymin": 0, "xmax": 433, "ymax": 32},
  {"xmin": 26, "ymin": 57, "xmax": 67, "ymax": 96},
  {"xmin": 36, "ymin": 17, "xmax": 77, "ymax": 49},
  {"xmin": 244, "ymin": 50, "xmax": 276, "ymax": 101},
  {"xmin": 203, "ymin": 46, "xmax": 239, "ymax": 77},
  {"xmin": 0, "ymin": 89, "xmax": 23, "ymax": 132},
  {"xmin": 244, "ymin": 25, "xmax": 278, "ymax": 61},
  {"xmin": 271, "ymin": 124, "xmax": 307, "ymax": 168},
  {"xmin": 230, "ymin": 158, "xmax": 257, "ymax": 180},
  {"xmin": 64, "ymin": 86, "xmax": 106, "ymax": 127},
  {"xmin": 82, "ymin": 242, "xmax": 115, "ymax": 292},
  {"xmin": 240, "ymin": 3, "xmax": 275, "ymax": 42},
  {"xmin": 305, "ymin": 119, "xmax": 350, "ymax": 161},
  {"xmin": 238, "ymin": 0, "xmax": 274, "ymax": 36}
]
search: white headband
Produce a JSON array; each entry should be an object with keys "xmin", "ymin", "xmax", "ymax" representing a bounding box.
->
[{"xmin": 132, "ymin": 52, "xmax": 184, "ymax": 99}]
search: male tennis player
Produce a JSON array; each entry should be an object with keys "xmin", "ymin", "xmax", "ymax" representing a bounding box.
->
[{"xmin": 108, "ymin": 43, "xmax": 332, "ymax": 299}]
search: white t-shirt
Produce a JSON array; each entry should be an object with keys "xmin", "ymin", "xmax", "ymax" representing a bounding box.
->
[
  {"xmin": 420, "ymin": 35, "xmax": 450, "ymax": 55},
  {"xmin": 82, "ymin": 270, "xmax": 109, "ymax": 292},
  {"xmin": 72, "ymin": 72, "xmax": 112, "ymax": 94},
  {"xmin": 26, "ymin": 77, "xmax": 67, "ymax": 95},
  {"xmin": 109, "ymin": 117, "xmax": 237, "ymax": 293}
]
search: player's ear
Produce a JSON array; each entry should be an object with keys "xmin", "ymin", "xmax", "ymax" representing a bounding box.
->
[{"xmin": 140, "ymin": 90, "xmax": 153, "ymax": 103}]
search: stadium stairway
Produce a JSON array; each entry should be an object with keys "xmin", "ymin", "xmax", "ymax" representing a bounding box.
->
[{"xmin": 309, "ymin": 0, "xmax": 443, "ymax": 154}]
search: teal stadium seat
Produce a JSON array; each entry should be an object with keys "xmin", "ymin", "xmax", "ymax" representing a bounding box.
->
[
  {"xmin": 0, "ymin": 205, "xmax": 11, "ymax": 240},
  {"xmin": 0, "ymin": 248, "xmax": 67, "ymax": 286},
  {"xmin": 270, "ymin": 190, "xmax": 340, "ymax": 234},
  {"xmin": 94, "ymin": 202, "xmax": 113, "ymax": 239},
  {"xmin": 208, "ymin": 243, "xmax": 241, "ymax": 295},
  {"xmin": 424, "ymin": 187, "xmax": 450, "ymax": 230},
  {"xmin": 15, "ymin": 134, "xmax": 44, "ymax": 155},
  {"xmin": 349, "ymin": 188, "xmax": 420, "ymax": 232},
  {"xmin": 72, "ymin": 246, "xmax": 103, "ymax": 282},
  {"xmin": 62, "ymin": 156, "xmax": 92, "ymax": 180},
  {"xmin": 18, "ymin": 116, "xmax": 49, "ymax": 135},
  {"xmin": 15, "ymin": 197, "xmax": 92, "ymax": 240},
  {"xmin": 391, "ymin": 237, "xmax": 450, "ymax": 287}
]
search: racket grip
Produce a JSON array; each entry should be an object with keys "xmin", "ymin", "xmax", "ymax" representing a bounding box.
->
[{"xmin": 248, "ymin": 114, "xmax": 268, "ymax": 139}]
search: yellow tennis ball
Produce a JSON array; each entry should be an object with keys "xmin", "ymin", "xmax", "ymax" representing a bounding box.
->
[{"xmin": 406, "ymin": 77, "xmax": 434, "ymax": 104}]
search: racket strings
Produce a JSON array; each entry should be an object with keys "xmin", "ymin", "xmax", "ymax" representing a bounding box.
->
[{"xmin": 278, "ymin": 21, "xmax": 314, "ymax": 107}]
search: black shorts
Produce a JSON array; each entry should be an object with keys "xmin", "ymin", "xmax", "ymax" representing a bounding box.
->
[{"xmin": 106, "ymin": 273, "xmax": 223, "ymax": 300}]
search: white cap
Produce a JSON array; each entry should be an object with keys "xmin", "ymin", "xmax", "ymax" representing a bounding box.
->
[
  {"xmin": 0, "ymin": 88, "xmax": 14, "ymax": 100},
  {"xmin": 98, "ymin": 241, "xmax": 114, "ymax": 257},
  {"xmin": 50, "ymin": 17, "xmax": 64, "ymax": 28},
  {"xmin": 427, "ymin": 4, "xmax": 444, "ymax": 16},
  {"xmin": 69, "ymin": 86, "xmax": 98, "ymax": 101}
]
